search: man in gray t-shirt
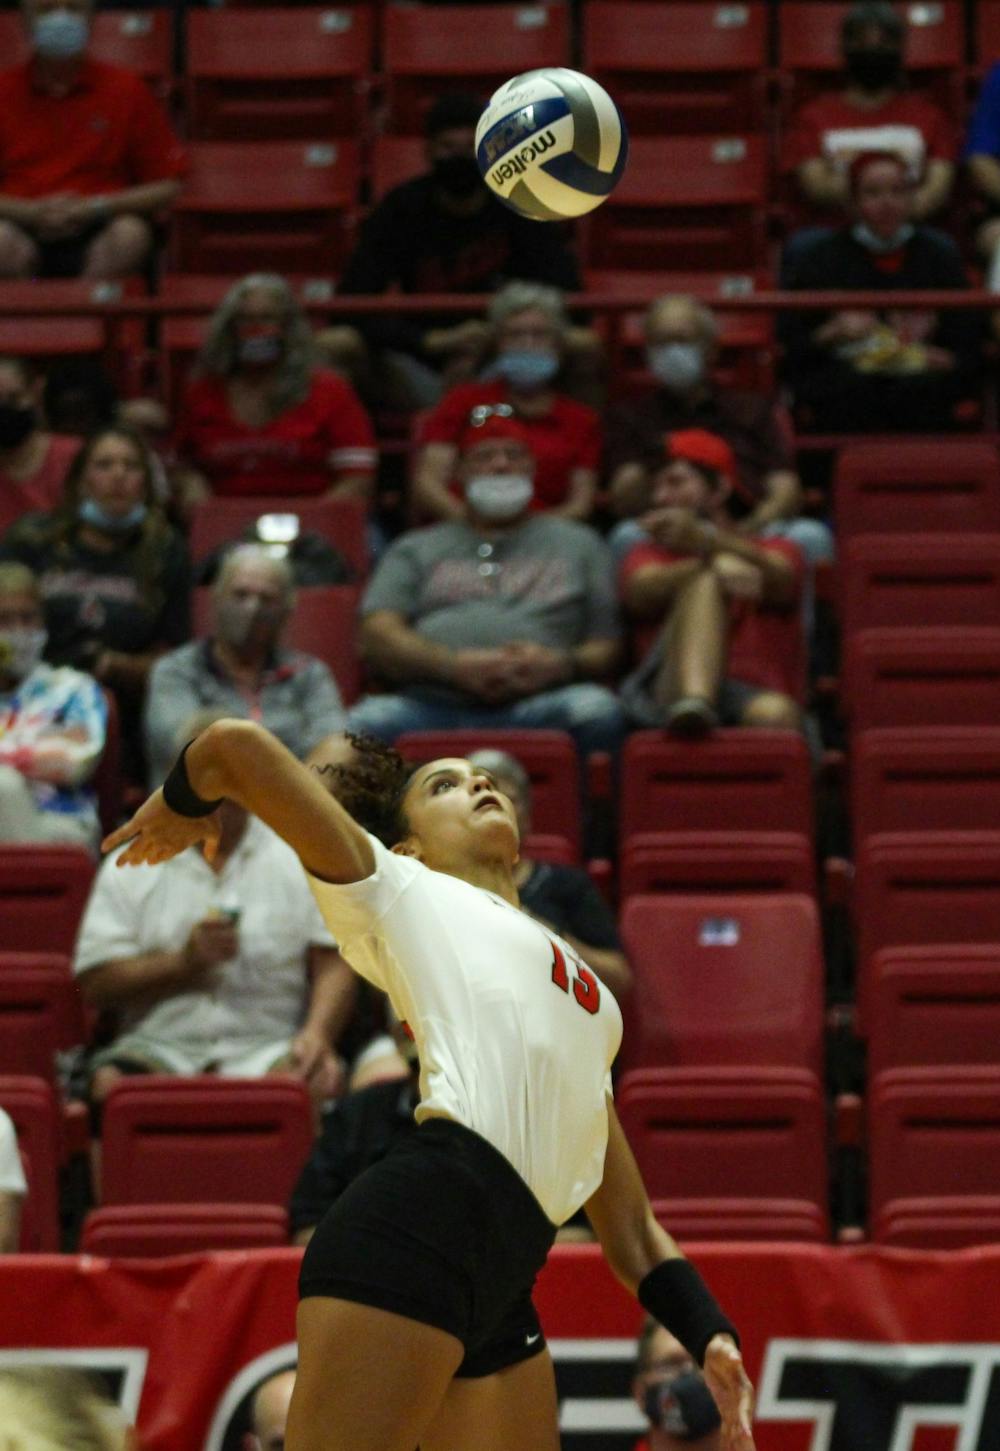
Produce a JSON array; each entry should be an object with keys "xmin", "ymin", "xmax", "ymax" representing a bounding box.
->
[{"xmin": 348, "ymin": 414, "xmax": 624, "ymax": 758}]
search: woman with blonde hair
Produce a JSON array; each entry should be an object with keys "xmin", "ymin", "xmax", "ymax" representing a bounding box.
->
[{"xmin": 0, "ymin": 1366, "xmax": 133, "ymax": 1451}]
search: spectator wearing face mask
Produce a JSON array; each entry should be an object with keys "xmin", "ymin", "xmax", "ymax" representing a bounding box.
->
[
  {"xmin": 331, "ymin": 92, "xmax": 581, "ymax": 411},
  {"xmin": 781, "ymin": 150, "xmax": 981, "ymax": 434},
  {"xmin": 143, "ymin": 544, "xmax": 345, "ymax": 788},
  {"xmin": 347, "ymin": 412, "xmax": 624, "ymax": 761},
  {"xmin": 171, "ymin": 273, "xmax": 377, "ymax": 522},
  {"xmin": 605, "ymin": 296, "xmax": 832, "ymax": 574},
  {"xmin": 413, "ymin": 282, "xmax": 601, "ymax": 523},
  {"xmin": 782, "ymin": 0, "xmax": 955, "ymax": 231},
  {"xmin": 0, "ymin": 560, "xmax": 106, "ymax": 848},
  {"xmin": 633, "ymin": 1319, "xmax": 723, "ymax": 1451},
  {"xmin": 0, "ymin": 0, "xmax": 186, "ymax": 281},
  {"xmin": 0, "ymin": 355, "xmax": 80, "ymax": 534}
]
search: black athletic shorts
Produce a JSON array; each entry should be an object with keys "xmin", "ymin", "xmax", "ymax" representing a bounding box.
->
[{"xmin": 299, "ymin": 1117, "xmax": 558, "ymax": 1378}]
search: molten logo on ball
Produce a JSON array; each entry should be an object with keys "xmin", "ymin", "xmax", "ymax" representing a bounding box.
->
[{"xmin": 489, "ymin": 130, "xmax": 558, "ymax": 187}]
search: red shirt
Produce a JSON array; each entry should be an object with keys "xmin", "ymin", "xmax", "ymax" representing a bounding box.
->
[
  {"xmin": 418, "ymin": 379, "xmax": 602, "ymax": 510},
  {"xmin": 0, "ymin": 434, "xmax": 79, "ymax": 535},
  {"xmin": 173, "ymin": 369, "xmax": 377, "ymax": 498},
  {"xmin": 621, "ymin": 537, "xmax": 806, "ymax": 701},
  {"xmin": 0, "ymin": 59, "xmax": 186, "ymax": 198},
  {"xmin": 782, "ymin": 91, "xmax": 956, "ymax": 181}
]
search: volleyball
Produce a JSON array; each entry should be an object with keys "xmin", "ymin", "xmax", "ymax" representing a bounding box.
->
[{"xmin": 474, "ymin": 68, "xmax": 629, "ymax": 222}]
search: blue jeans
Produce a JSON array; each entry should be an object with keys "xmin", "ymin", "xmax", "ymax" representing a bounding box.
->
[{"xmin": 347, "ymin": 683, "xmax": 627, "ymax": 761}]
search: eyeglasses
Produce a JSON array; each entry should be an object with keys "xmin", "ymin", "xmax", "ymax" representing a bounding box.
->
[{"xmin": 467, "ymin": 403, "xmax": 515, "ymax": 428}]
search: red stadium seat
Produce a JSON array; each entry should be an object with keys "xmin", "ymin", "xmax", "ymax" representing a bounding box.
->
[
  {"xmin": 185, "ymin": 7, "xmax": 374, "ymax": 141},
  {"xmin": 618, "ymin": 894, "xmax": 824, "ymax": 1077},
  {"xmin": 0, "ymin": 846, "xmax": 95, "ymax": 955},
  {"xmin": 585, "ymin": 134, "xmax": 768, "ymax": 272},
  {"xmin": 582, "ymin": 2, "xmax": 768, "ymax": 135},
  {"xmin": 851, "ymin": 727, "xmax": 1000, "ymax": 847},
  {"xmin": 654, "ymin": 1198, "xmax": 829, "ymax": 1244},
  {"xmin": 189, "ymin": 493, "xmax": 369, "ymax": 581},
  {"xmin": 619, "ymin": 831, "xmax": 815, "ymax": 899},
  {"xmin": 80, "ymin": 1203, "xmax": 290, "ymax": 1256},
  {"xmin": 843, "ymin": 628, "xmax": 1000, "ymax": 730},
  {"xmin": 840, "ymin": 535, "xmax": 1000, "ymax": 635},
  {"xmin": 100, "ymin": 1076, "xmax": 315, "ymax": 1208},
  {"xmin": 620, "ymin": 730, "xmax": 814, "ymax": 846},
  {"xmin": 868, "ymin": 945, "xmax": 1000, "ymax": 1079},
  {"xmin": 0, "ymin": 11, "xmax": 173, "ymax": 95},
  {"xmin": 874, "ymin": 1197, "xmax": 1000, "ymax": 1249},
  {"xmin": 171, "ymin": 141, "xmax": 360, "ymax": 275},
  {"xmin": 193, "ymin": 584, "xmax": 362, "ymax": 706},
  {"xmin": 870, "ymin": 1067, "xmax": 1000, "ymax": 1231},
  {"xmin": 382, "ymin": 2, "xmax": 571, "ymax": 133},
  {"xmin": 976, "ymin": 3, "xmax": 1000, "ymax": 67},
  {"xmin": 833, "ymin": 440, "xmax": 1000, "ymax": 539},
  {"xmin": 855, "ymin": 831, "xmax": 1000, "ymax": 1026},
  {"xmin": 0, "ymin": 955, "xmax": 86, "ymax": 1084},
  {"xmin": 617, "ymin": 1067, "xmax": 828, "ymax": 1219},
  {"xmin": 370, "ymin": 136, "xmax": 428, "ymax": 202},
  {"xmin": 396, "ymin": 729, "xmax": 582, "ymax": 859},
  {"xmin": 0, "ymin": 282, "xmax": 108, "ymax": 363},
  {"xmin": 0, "ymin": 1076, "xmax": 61, "ymax": 1251}
]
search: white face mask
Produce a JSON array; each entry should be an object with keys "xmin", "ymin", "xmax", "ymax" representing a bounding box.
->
[
  {"xmin": 465, "ymin": 474, "xmax": 534, "ymax": 522},
  {"xmin": 33, "ymin": 8, "xmax": 89, "ymax": 60},
  {"xmin": 0, "ymin": 626, "xmax": 47, "ymax": 682},
  {"xmin": 647, "ymin": 342, "xmax": 706, "ymax": 392}
]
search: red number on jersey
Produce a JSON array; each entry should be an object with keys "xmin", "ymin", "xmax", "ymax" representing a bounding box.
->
[{"xmin": 549, "ymin": 940, "xmax": 601, "ymax": 1015}]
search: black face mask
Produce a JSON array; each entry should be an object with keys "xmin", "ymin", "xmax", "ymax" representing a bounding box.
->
[
  {"xmin": 432, "ymin": 154, "xmax": 483, "ymax": 198},
  {"xmin": 644, "ymin": 1371, "xmax": 722, "ymax": 1441},
  {"xmin": 846, "ymin": 48, "xmax": 903, "ymax": 91},
  {"xmin": 0, "ymin": 403, "xmax": 36, "ymax": 450}
]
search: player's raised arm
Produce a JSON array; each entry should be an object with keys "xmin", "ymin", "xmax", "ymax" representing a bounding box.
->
[{"xmin": 103, "ymin": 719, "xmax": 375, "ymax": 884}]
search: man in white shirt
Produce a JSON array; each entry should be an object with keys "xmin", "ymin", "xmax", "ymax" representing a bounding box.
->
[
  {"xmin": 0, "ymin": 1107, "xmax": 27, "ymax": 1253},
  {"xmin": 74, "ymin": 713, "xmax": 357, "ymax": 1119}
]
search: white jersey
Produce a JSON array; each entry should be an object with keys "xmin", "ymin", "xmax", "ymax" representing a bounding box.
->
[{"xmin": 308, "ymin": 834, "xmax": 623, "ymax": 1225}]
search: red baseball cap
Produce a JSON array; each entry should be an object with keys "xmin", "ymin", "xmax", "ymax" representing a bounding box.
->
[
  {"xmin": 664, "ymin": 428, "xmax": 737, "ymax": 488},
  {"xmin": 460, "ymin": 406, "xmax": 533, "ymax": 454}
]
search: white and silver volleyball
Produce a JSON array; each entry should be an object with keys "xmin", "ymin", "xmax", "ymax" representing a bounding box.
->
[{"xmin": 475, "ymin": 68, "xmax": 629, "ymax": 221}]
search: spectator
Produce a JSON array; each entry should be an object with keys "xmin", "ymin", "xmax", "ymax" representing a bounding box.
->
[
  {"xmin": 144, "ymin": 544, "xmax": 346, "ymax": 787},
  {"xmin": 604, "ymin": 295, "xmax": 832, "ymax": 572},
  {"xmin": 74, "ymin": 709, "xmax": 354, "ymax": 1119},
  {"xmin": 0, "ymin": 0, "xmax": 186, "ymax": 280},
  {"xmin": 782, "ymin": 0, "xmax": 955, "ymax": 229},
  {"xmin": 413, "ymin": 282, "xmax": 601, "ymax": 522},
  {"xmin": 964, "ymin": 62, "xmax": 1000, "ymax": 296},
  {"xmin": 332, "ymin": 92, "xmax": 580, "ymax": 410},
  {"xmin": 0, "ymin": 423, "xmax": 189, "ymax": 778},
  {"xmin": 347, "ymin": 411, "xmax": 624, "ymax": 761},
  {"xmin": 466, "ymin": 747, "xmax": 631, "ymax": 1002},
  {"xmin": 0, "ymin": 1366, "xmax": 134, "ymax": 1450},
  {"xmin": 245, "ymin": 1369, "xmax": 295, "ymax": 1451},
  {"xmin": 0, "ymin": 1106, "xmax": 27, "ymax": 1253},
  {"xmin": 0, "ymin": 560, "xmax": 106, "ymax": 847},
  {"xmin": 781, "ymin": 151, "xmax": 980, "ymax": 433},
  {"xmin": 632, "ymin": 1319, "xmax": 722, "ymax": 1451},
  {"xmin": 171, "ymin": 273, "xmax": 377, "ymax": 519},
  {"xmin": 620, "ymin": 430, "xmax": 803, "ymax": 738},
  {"xmin": 0, "ymin": 356, "xmax": 79, "ymax": 534}
]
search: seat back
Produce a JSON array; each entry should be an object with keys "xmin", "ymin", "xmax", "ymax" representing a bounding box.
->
[
  {"xmin": 617, "ymin": 1066, "xmax": 828, "ymax": 1209},
  {"xmin": 843, "ymin": 628, "xmax": 1000, "ymax": 730},
  {"xmin": 840, "ymin": 535, "xmax": 1000, "ymax": 635},
  {"xmin": 851, "ymin": 727, "xmax": 1000, "ymax": 846},
  {"xmin": 868, "ymin": 945, "xmax": 1000, "ymax": 1079},
  {"xmin": 189, "ymin": 493, "xmax": 368, "ymax": 581},
  {"xmin": 186, "ymin": 7, "xmax": 374, "ymax": 140},
  {"xmin": 396, "ymin": 729, "xmax": 582, "ymax": 859},
  {"xmin": 383, "ymin": 2, "xmax": 571, "ymax": 132},
  {"xmin": 80, "ymin": 1202, "xmax": 290, "ymax": 1256},
  {"xmin": 874, "ymin": 1196, "xmax": 1000, "ymax": 1249},
  {"xmin": 619, "ymin": 831, "xmax": 815, "ymax": 899},
  {"xmin": 0, "ymin": 1075, "xmax": 60, "ymax": 1251},
  {"xmin": 619, "ymin": 894, "xmax": 824, "ymax": 1078},
  {"xmin": 173, "ymin": 141, "xmax": 360, "ymax": 274},
  {"xmin": 0, "ymin": 955, "xmax": 85, "ymax": 1083},
  {"xmin": 0, "ymin": 846, "xmax": 95, "ymax": 955},
  {"xmin": 833, "ymin": 441, "xmax": 1000, "ymax": 539},
  {"xmin": 583, "ymin": 1, "xmax": 768, "ymax": 135},
  {"xmin": 100, "ymin": 1076, "xmax": 314, "ymax": 1208},
  {"xmin": 370, "ymin": 136, "xmax": 428, "ymax": 202},
  {"xmin": 620, "ymin": 730, "xmax": 814, "ymax": 845},
  {"xmin": 652, "ymin": 1197, "xmax": 829, "ymax": 1243}
]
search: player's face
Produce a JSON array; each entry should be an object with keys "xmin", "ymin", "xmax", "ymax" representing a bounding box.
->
[{"xmin": 399, "ymin": 758, "xmax": 520, "ymax": 869}]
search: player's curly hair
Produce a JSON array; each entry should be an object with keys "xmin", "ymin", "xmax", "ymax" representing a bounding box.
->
[{"xmin": 312, "ymin": 733, "xmax": 419, "ymax": 846}]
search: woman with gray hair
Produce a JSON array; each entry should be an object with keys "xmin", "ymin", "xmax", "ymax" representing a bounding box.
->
[
  {"xmin": 172, "ymin": 274, "xmax": 377, "ymax": 515},
  {"xmin": 413, "ymin": 280, "xmax": 601, "ymax": 523}
]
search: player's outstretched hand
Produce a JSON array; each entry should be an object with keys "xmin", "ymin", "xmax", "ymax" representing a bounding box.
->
[
  {"xmin": 102, "ymin": 788, "xmax": 222, "ymax": 867},
  {"xmin": 703, "ymin": 1334, "xmax": 756, "ymax": 1450}
]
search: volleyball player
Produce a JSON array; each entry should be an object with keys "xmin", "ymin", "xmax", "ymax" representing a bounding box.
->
[{"xmin": 104, "ymin": 723, "xmax": 756, "ymax": 1451}]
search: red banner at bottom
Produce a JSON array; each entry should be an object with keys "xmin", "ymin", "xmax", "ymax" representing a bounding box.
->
[{"xmin": 2, "ymin": 1244, "xmax": 1000, "ymax": 1450}]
